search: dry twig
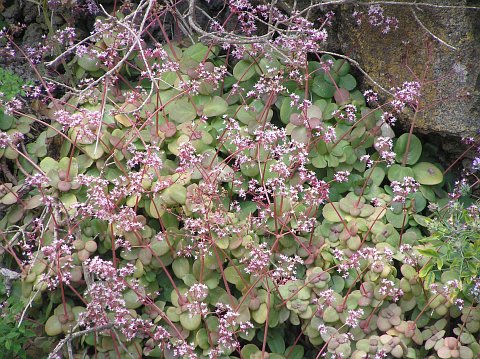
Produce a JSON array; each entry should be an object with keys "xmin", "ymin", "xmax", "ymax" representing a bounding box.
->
[
  {"xmin": 410, "ymin": 6, "xmax": 457, "ymax": 50},
  {"xmin": 47, "ymin": 323, "xmax": 116, "ymax": 359}
]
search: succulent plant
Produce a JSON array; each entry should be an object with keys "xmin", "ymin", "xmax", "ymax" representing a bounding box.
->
[
  {"xmin": 377, "ymin": 304, "xmax": 402, "ymax": 332},
  {"xmin": 0, "ymin": 30, "xmax": 478, "ymax": 359}
]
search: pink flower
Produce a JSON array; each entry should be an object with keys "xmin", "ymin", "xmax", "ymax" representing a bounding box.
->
[
  {"xmin": 346, "ymin": 308, "xmax": 364, "ymax": 328},
  {"xmin": 391, "ymin": 176, "xmax": 419, "ymax": 203}
]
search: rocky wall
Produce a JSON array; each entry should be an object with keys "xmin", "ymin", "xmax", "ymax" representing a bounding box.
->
[{"xmin": 326, "ymin": 0, "xmax": 480, "ymax": 137}]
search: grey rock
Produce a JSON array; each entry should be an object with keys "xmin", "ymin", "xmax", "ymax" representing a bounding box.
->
[
  {"xmin": 22, "ymin": 1, "xmax": 38, "ymax": 23},
  {"xmin": 3, "ymin": 1, "xmax": 23, "ymax": 22},
  {"xmin": 51, "ymin": 14, "xmax": 65, "ymax": 27},
  {"xmin": 284, "ymin": 0, "xmax": 480, "ymax": 137},
  {"xmin": 22, "ymin": 22, "xmax": 46, "ymax": 45},
  {"xmin": 332, "ymin": 0, "xmax": 480, "ymax": 137}
]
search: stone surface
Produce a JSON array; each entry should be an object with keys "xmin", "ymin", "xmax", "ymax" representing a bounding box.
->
[
  {"xmin": 327, "ymin": 0, "xmax": 480, "ymax": 137},
  {"xmin": 23, "ymin": 23, "xmax": 46, "ymax": 45}
]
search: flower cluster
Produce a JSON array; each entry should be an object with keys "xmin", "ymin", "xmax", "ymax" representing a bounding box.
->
[
  {"xmin": 391, "ymin": 176, "xmax": 420, "ymax": 203},
  {"xmin": 79, "ymin": 258, "xmax": 151, "ymax": 340},
  {"xmin": 242, "ymin": 242, "xmax": 271, "ymax": 276},
  {"xmin": 54, "ymin": 109, "xmax": 102, "ymax": 143},
  {"xmin": 212, "ymin": 303, "xmax": 254, "ymax": 355},
  {"xmin": 379, "ymin": 279, "xmax": 404, "ymax": 302},
  {"xmin": 353, "ymin": 5, "xmax": 399, "ymax": 34},
  {"xmin": 374, "ymin": 136, "xmax": 396, "ymax": 166},
  {"xmin": 391, "ymin": 81, "xmax": 422, "ymax": 111}
]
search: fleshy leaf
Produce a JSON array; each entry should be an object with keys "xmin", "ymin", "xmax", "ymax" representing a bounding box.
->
[
  {"xmin": 322, "ymin": 203, "xmax": 343, "ymax": 222},
  {"xmin": 387, "ymin": 164, "xmax": 415, "ymax": 182},
  {"xmin": 312, "ymin": 77, "xmax": 335, "ymax": 98},
  {"xmin": 394, "ymin": 133, "xmax": 422, "ymax": 165},
  {"xmin": 203, "ymin": 96, "xmax": 228, "ymax": 117},
  {"xmin": 233, "ymin": 60, "xmax": 256, "ymax": 81},
  {"xmin": 167, "ymin": 98, "xmax": 196, "ymax": 123},
  {"xmin": 339, "ymin": 74, "xmax": 357, "ymax": 91},
  {"xmin": 413, "ymin": 162, "xmax": 443, "ymax": 185}
]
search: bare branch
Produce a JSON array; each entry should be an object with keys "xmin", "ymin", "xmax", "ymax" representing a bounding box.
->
[
  {"xmin": 187, "ymin": 0, "xmax": 273, "ymax": 44},
  {"xmin": 410, "ymin": 6, "xmax": 457, "ymax": 50},
  {"xmin": 80, "ymin": 0, "xmax": 155, "ymax": 95},
  {"xmin": 0, "ymin": 267, "xmax": 21, "ymax": 296},
  {"xmin": 47, "ymin": 323, "xmax": 116, "ymax": 359},
  {"xmin": 1, "ymin": 158, "xmax": 18, "ymax": 185},
  {"xmin": 274, "ymin": 0, "xmax": 480, "ymax": 21},
  {"xmin": 359, "ymin": 1, "xmax": 480, "ymax": 10}
]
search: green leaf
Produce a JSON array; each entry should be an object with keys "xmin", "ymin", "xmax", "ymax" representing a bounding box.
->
[
  {"xmin": 424, "ymin": 271, "xmax": 436, "ymax": 288},
  {"xmin": 417, "ymin": 248, "xmax": 439, "ymax": 258},
  {"xmin": 252, "ymin": 303, "xmax": 268, "ymax": 324},
  {"xmin": 312, "ymin": 154, "xmax": 327, "ymax": 168},
  {"xmin": 58, "ymin": 157, "xmax": 78, "ymax": 177},
  {"xmin": 158, "ymin": 71, "xmax": 178, "ymax": 90},
  {"xmin": 241, "ymin": 344, "xmax": 260, "ymax": 358},
  {"xmin": 203, "ymin": 96, "xmax": 228, "ymax": 117},
  {"xmin": 77, "ymin": 53, "xmax": 101, "ymax": 72},
  {"xmin": 312, "ymin": 77, "xmax": 335, "ymax": 98},
  {"xmin": 350, "ymin": 89, "xmax": 366, "ymax": 107},
  {"xmin": 409, "ymin": 191, "xmax": 427, "ymax": 212},
  {"xmin": 339, "ymin": 74, "xmax": 357, "ymax": 91},
  {"xmin": 0, "ymin": 112, "xmax": 14, "ymax": 130},
  {"xmin": 331, "ymin": 275, "xmax": 345, "ymax": 293},
  {"xmin": 180, "ymin": 313, "xmax": 201, "ymax": 331},
  {"xmin": 39, "ymin": 157, "xmax": 59, "ymax": 173},
  {"xmin": 167, "ymin": 98, "xmax": 196, "ymax": 123},
  {"xmin": 82, "ymin": 143, "xmax": 104, "ymax": 160},
  {"xmin": 387, "ymin": 164, "xmax": 415, "ymax": 182},
  {"xmin": 322, "ymin": 203, "xmax": 343, "ymax": 222},
  {"xmin": 419, "ymin": 185, "xmax": 436, "ymax": 202},
  {"xmin": 224, "ymin": 265, "xmax": 243, "ymax": 285},
  {"xmin": 419, "ymin": 262, "xmax": 434, "ymax": 278},
  {"xmin": 182, "ymin": 43, "xmax": 210, "ymax": 62},
  {"xmin": 285, "ymin": 345, "xmax": 304, "ymax": 359},
  {"xmin": 412, "ymin": 162, "xmax": 443, "ymax": 185},
  {"xmin": 394, "ymin": 133, "xmax": 422, "ymax": 165},
  {"xmin": 412, "ymin": 214, "xmax": 429, "ymax": 227},
  {"xmin": 324, "ymin": 71, "xmax": 340, "ymax": 85},
  {"xmin": 332, "ymin": 59, "xmax": 350, "ymax": 76},
  {"xmin": 256, "ymin": 57, "xmax": 281, "ymax": 76},
  {"xmin": 386, "ymin": 208, "xmax": 408, "ymax": 229},
  {"xmin": 323, "ymin": 103, "xmax": 338, "ymax": 120},
  {"xmin": 268, "ymin": 332, "xmax": 286, "ymax": 353},
  {"xmin": 233, "ymin": 60, "xmax": 256, "ymax": 81},
  {"xmin": 437, "ymin": 257, "xmax": 444, "ymax": 270},
  {"xmin": 364, "ymin": 166, "xmax": 385, "ymax": 185},
  {"xmin": 280, "ymin": 96, "xmax": 298, "ymax": 124}
]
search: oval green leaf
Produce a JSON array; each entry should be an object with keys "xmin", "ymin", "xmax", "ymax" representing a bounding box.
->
[
  {"xmin": 203, "ymin": 96, "xmax": 228, "ymax": 117},
  {"xmin": 412, "ymin": 162, "xmax": 443, "ymax": 185},
  {"xmin": 394, "ymin": 133, "xmax": 422, "ymax": 165},
  {"xmin": 233, "ymin": 60, "xmax": 256, "ymax": 81}
]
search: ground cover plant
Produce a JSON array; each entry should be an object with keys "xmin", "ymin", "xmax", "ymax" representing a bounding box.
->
[{"xmin": 0, "ymin": 0, "xmax": 479, "ymax": 358}]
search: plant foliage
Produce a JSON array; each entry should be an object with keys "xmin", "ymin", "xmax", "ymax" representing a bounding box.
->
[{"xmin": 0, "ymin": 3, "xmax": 479, "ymax": 359}]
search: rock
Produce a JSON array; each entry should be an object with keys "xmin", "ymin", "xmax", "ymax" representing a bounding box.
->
[
  {"xmin": 51, "ymin": 14, "xmax": 65, "ymax": 27},
  {"xmin": 22, "ymin": 1, "xmax": 37, "ymax": 23},
  {"xmin": 279, "ymin": 0, "xmax": 480, "ymax": 137},
  {"xmin": 23, "ymin": 23, "xmax": 46, "ymax": 45},
  {"xmin": 2, "ymin": 1, "xmax": 22, "ymax": 22},
  {"xmin": 330, "ymin": 0, "xmax": 480, "ymax": 137}
]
